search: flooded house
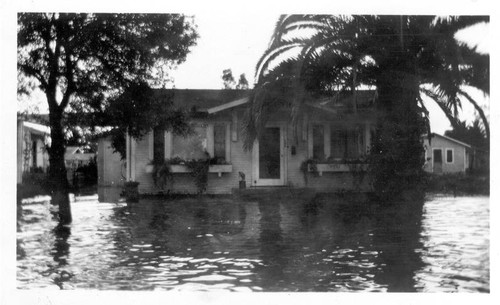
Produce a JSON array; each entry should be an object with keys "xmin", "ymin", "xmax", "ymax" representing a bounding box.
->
[
  {"xmin": 99, "ymin": 89, "xmax": 378, "ymax": 194},
  {"xmin": 16, "ymin": 118, "xmax": 50, "ymax": 184},
  {"xmin": 422, "ymin": 133, "xmax": 473, "ymax": 174}
]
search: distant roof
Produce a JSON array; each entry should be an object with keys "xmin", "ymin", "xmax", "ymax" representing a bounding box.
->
[
  {"xmin": 22, "ymin": 121, "xmax": 50, "ymax": 135},
  {"xmin": 153, "ymin": 89, "xmax": 250, "ymax": 112},
  {"xmin": 66, "ymin": 146, "xmax": 82, "ymax": 154},
  {"xmin": 424, "ymin": 133, "xmax": 472, "ymax": 148}
]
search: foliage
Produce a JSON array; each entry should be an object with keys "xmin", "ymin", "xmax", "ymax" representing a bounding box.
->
[
  {"xmin": 75, "ymin": 156, "xmax": 98, "ymax": 186},
  {"xmin": 424, "ymin": 172, "xmax": 489, "ymax": 195},
  {"xmin": 151, "ymin": 159, "xmax": 174, "ymax": 190},
  {"xmin": 185, "ymin": 159, "xmax": 210, "ymax": 194},
  {"xmin": 236, "ymin": 74, "xmax": 249, "ymax": 90},
  {"xmin": 222, "ymin": 69, "xmax": 236, "ymax": 89},
  {"xmin": 103, "ymin": 82, "xmax": 192, "ymax": 159},
  {"xmin": 300, "ymin": 158, "xmax": 318, "ymax": 186},
  {"xmin": 246, "ymin": 15, "xmax": 488, "ymax": 201},
  {"xmin": 445, "ymin": 118, "xmax": 488, "ymax": 151},
  {"xmin": 151, "ymin": 156, "xmax": 225, "ymax": 194},
  {"xmin": 222, "ymin": 69, "xmax": 250, "ymax": 89},
  {"xmin": 17, "ymin": 12, "xmax": 198, "ymax": 204}
]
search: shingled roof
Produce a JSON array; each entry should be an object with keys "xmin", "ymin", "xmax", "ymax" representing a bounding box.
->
[
  {"xmin": 153, "ymin": 89, "xmax": 250, "ymax": 112},
  {"xmin": 152, "ymin": 89, "xmax": 377, "ymax": 114}
]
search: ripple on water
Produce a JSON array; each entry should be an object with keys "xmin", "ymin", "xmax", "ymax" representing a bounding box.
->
[{"xmin": 16, "ymin": 195, "xmax": 489, "ymax": 292}]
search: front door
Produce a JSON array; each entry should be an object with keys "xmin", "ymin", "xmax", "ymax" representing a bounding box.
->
[
  {"xmin": 252, "ymin": 124, "xmax": 285, "ymax": 186},
  {"xmin": 433, "ymin": 149, "xmax": 443, "ymax": 174}
]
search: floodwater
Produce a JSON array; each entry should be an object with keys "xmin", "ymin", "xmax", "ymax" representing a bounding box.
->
[{"xmin": 17, "ymin": 191, "xmax": 489, "ymax": 292}]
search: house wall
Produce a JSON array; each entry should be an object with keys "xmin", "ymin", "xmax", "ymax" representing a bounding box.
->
[
  {"xmin": 17, "ymin": 121, "xmax": 50, "ymax": 184},
  {"xmin": 97, "ymin": 137, "xmax": 126, "ymax": 187},
  {"xmin": 423, "ymin": 136, "xmax": 468, "ymax": 173},
  {"xmin": 131, "ymin": 110, "xmax": 374, "ymax": 194}
]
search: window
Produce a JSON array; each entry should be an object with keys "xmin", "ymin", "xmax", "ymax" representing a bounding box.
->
[
  {"xmin": 312, "ymin": 124, "xmax": 325, "ymax": 160},
  {"xmin": 446, "ymin": 148, "xmax": 453, "ymax": 163},
  {"xmin": 172, "ymin": 124, "xmax": 209, "ymax": 160},
  {"xmin": 153, "ymin": 126, "xmax": 165, "ymax": 163},
  {"xmin": 330, "ymin": 125, "xmax": 363, "ymax": 160},
  {"xmin": 213, "ymin": 123, "xmax": 227, "ymax": 162},
  {"xmin": 164, "ymin": 122, "xmax": 230, "ymax": 162}
]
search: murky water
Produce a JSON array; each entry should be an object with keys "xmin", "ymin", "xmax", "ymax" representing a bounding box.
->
[{"xmin": 17, "ymin": 192, "xmax": 489, "ymax": 292}]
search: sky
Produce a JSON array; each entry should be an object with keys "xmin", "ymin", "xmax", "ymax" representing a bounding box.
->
[{"xmin": 16, "ymin": 12, "xmax": 490, "ymax": 135}]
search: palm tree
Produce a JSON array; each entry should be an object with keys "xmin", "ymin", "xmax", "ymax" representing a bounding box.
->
[{"xmin": 244, "ymin": 15, "xmax": 489, "ymax": 200}]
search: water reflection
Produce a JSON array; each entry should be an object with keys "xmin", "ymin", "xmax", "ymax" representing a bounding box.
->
[
  {"xmin": 371, "ymin": 202, "xmax": 424, "ymax": 292},
  {"xmin": 51, "ymin": 224, "xmax": 73, "ymax": 288},
  {"xmin": 17, "ymin": 190, "xmax": 489, "ymax": 292},
  {"xmin": 257, "ymin": 199, "xmax": 286, "ymax": 289}
]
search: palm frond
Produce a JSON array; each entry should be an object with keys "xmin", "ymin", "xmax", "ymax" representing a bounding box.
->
[
  {"xmin": 458, "ymin": 89, "xmax": 489, "ymax": 142},
  {"xmin": 421, "ymin": 87, "xmax": 460, "ymax": 129},
  {"xmin": 255, "ymin": 42, "xmax": 304, "ymax": 82}
]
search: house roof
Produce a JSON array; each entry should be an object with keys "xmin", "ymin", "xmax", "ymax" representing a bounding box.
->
[
  {"xmin": 153, "ymin": 89, "xmax": 250, "ymax": 112},
  {"xmin": 22, "ymin": 121, "xmax": 50, "ymax": 135},
  {"xmin": 200, "ymin": 89, "xmax": 377, "ymax": 114},
  {"xmin": 424, "ymin": 133, "xmax": 472, "ymax": 148},
  {"xmin": 66, "ymin": 146, "xmax": 83, "ymax": 154},
  {"xmin": 315, "ymin": 90, "xmax": 377, "ymax": 108},
  {"xmin": 65, "ymin": 146, "xmax": 95, "ymax": 161}
]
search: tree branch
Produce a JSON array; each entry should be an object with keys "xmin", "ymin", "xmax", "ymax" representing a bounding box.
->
[{"xmin": 19, "ymin": 64, "xmax": 48, "ymax": 89}]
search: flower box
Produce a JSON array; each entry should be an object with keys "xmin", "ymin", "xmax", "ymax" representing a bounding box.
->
[
  {"xmin": 168, "ymin": 164, "xmax": 233, "ymax": 177},
  {"xmin": 309, "ymin": 163, "xmax": 368, "ymax": 176}
]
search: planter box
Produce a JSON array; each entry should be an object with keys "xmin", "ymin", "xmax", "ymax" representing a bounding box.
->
[
  {"xmin": 309, "ymin": 163, "xmax": 368, "ymax": 176},
  {"xmin": 168, "ymin": 164, "xmax": 233, "ymax": 177}
]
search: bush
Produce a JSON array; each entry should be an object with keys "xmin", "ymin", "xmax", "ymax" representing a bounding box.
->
[
  {"xmin": 75, "ymin": 157, "xmax": 98, "ymax": 186},
  {"xmin": 424, "ymin": 172, "xmax": 489, "ymax": 195},
  {"xmin": 18, "ymin": 172, "xmax": 50, "ymax": 200}
]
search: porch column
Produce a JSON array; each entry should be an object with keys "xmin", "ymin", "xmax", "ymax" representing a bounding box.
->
[
  {"xmin": 206, "ymin": 124, "xmax": 214, "ymax": 157},
  {"xmin": 130, "ymin": 136, "xmax": 137, "ymax": 181},
  {"xmin": 164, "ymin": 131, "xmax": 172, "ymax": 159},
  {"xmin": 231, "ymin": 110, "xmax": 238, "ymax": 142},
  {"xmin": 364, "ymin": 123, "xmax": 371, "ymax": 155},
  {"xmin": 126, "ymin": 132, "xmax": 131, "ymax": 181},
  {"xmin": 17, "ymin": 120, "xmax": 23, "ymax": 184},
  {"xmin": 324, "ymin": 123, "xmax": 331, "ymax": 159},
  {"xmin": 148, "ymin": 131, "xmax": 154, "ymax": 160}
]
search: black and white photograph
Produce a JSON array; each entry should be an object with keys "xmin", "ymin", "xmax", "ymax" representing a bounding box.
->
[{"xmin": 1, "ymin": 0, "xmax": 495, "ymax": 304}]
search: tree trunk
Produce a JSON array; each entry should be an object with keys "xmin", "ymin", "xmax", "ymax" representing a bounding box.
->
[{"xmin": 48, "ymin": 107, "xmax": 72, "ymax": 224}]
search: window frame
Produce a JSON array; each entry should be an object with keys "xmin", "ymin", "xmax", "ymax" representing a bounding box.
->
[
  {"xmin": 151, "ymin": 121, "xmax": 231, "ymax": 163},
  {"xmin": 308, "ymin": 121, "xmax": 370, "ymax": 161},
  {"xmin": 446, "ymin": 148, "xmax": 454, "ymax": 164}
]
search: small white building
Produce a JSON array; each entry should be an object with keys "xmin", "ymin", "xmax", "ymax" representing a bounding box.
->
[
  {"xmin": 422, "ymin": 133, "xmax": 472, "ymax": 174},
  {"xmin": 17, "ymin": 119, "xmax": 50, "ymax": 183},
  {"xmin": 97, "ymin": 136, "xmax": 126, "ymax": 187}
]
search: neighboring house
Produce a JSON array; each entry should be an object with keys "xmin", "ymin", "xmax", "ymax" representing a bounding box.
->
[
  {"xmin": 97, "ymin": 136, "xmax": 126, "ymax": 187},
  {"xmin": 64, "ymin": 146, "xmax": 96, "ymax": 185},
  {"xmin": 17, "ymin": 119, "xmax": 50, "ymax": 183},
  {"xmin": 64, "ymin": 146, "xmax": 95, "ymax": 168},
  {"xmin": 116, "ymin": 89, "xmax": 377, "ymax": 195},
  {"xmin": 422, "ymin": 133, "xmax": 472, "ymax": 174}
]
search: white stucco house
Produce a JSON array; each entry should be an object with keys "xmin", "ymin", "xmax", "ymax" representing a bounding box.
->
[
  {"xmin": 17, "ymin": 119, "xmax": 50, "ymax": 183},
  {"xmin": 422, "ymin": 133, "xmax": 472, "ymax": 174}
]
